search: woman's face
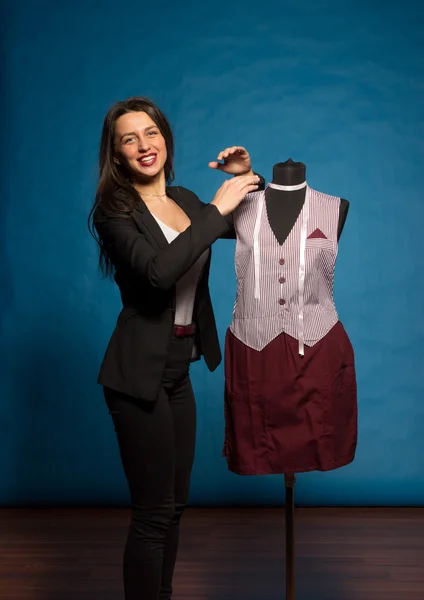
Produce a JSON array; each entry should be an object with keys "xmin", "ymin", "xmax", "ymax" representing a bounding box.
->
[{"xmin": 114, "ymin": 111, "xmax": 167, "ymax": 181}]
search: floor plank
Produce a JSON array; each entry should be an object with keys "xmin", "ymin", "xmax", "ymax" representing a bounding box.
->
[{"xmin": 0, "ymin": 507, "xmax": 423, "ymax": 599}]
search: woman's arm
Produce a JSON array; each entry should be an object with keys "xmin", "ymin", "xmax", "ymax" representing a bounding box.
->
[
  {"xmin": 94, "ymin": 203, "xmax": 229, "ymax": 291},
  {"xmin": 94, "ymin": 173, "xmax": 260, "ymax": 290}
]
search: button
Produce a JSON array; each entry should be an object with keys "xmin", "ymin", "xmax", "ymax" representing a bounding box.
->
[
  {"xmin": 279, "ymin": 277, "xmax": 286, "ymax": 284},
  {"xmin": 279, "ymin": 258, "xmax": 285, "ymax": 265},
  {"xmin": 279, "ymin": 299, "xmax": 286, "ymax": 305}
]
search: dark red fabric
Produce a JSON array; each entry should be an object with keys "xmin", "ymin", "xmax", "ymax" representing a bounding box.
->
[
  {"xmin": 307, "ymin": 228, "xmax": 327, "ymax": 239},
  {"xmin": 173, "ymin": 323, "xmax": 196, "ymax": 337},
  {"xmin": 223, "ymin": 322, "xmax": 357, "ymax": 475}
]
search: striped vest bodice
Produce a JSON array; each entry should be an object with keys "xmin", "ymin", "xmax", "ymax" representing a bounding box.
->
[{"xmin": 230, "ymin": 185, "xmax": 340, "ymax": 353}]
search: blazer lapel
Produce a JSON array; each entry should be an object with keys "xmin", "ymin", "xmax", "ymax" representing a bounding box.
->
[
  {"xmin": 129, "ymin": 186, "xmax": 201, "ymax": 248},
  {"xmin": 131, "ymin": 196, "xmax": 169, "ymax": 249},
  {"xmin": 167, "ymin": 186, "xmax": 199, "ymax": 221}
]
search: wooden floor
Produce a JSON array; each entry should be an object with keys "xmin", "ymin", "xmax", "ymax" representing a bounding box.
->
[{"xmin": 1, "ymin": 507, "xmax": 423, "ymax": 600}]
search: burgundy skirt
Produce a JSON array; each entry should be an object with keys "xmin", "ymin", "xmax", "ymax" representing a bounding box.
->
[{"xmin": 223, "ymin": 321, "xmax": 357, "ymax": 475}]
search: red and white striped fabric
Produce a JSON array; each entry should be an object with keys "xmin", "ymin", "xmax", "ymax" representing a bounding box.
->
[{"xmin": 230, "ymin": 185, "xmax": 340, "ymax": 354}]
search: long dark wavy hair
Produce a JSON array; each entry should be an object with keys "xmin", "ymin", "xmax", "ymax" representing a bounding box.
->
[{"xmin": 88, "ymin": 96, "xmax": 175, "ymax": 277}]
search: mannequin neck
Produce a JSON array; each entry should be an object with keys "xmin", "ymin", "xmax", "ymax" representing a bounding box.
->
[{"xmin": 272, "ymin": 159, "xmax": 306, "ymax": 186}]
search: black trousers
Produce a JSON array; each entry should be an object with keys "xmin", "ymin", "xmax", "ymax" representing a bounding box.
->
[{"xmin": 104, "ymin": 335, "xmax": 196, "ymax": 600}]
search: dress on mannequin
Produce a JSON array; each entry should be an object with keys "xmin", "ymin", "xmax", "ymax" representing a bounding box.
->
[{"xmin": 222, "ymin": 160, "xmax": 357, "ymax": 475}]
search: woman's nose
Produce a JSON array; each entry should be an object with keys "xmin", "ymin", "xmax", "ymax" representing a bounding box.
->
[{"xmin": 138, "ymin": 137, "xmax": 150, "ymax": 151}]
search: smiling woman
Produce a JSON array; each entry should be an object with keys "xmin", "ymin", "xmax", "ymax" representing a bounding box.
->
[
  {"xmin": 115, "ymin": 112, "xmax": 171, "ymax": 186},
  {"xmin": 90, "ymin": 98, "xmax": 176, "ymax": 274},
  {"xmin": 117, "ymin": 119, "xmax": 165, "ymax": 170},
  {"xmin": 87, "ymin": 96, "xmax": 264, "ymax": 600}
]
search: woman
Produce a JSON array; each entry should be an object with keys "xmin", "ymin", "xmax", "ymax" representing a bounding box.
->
[{"xmin": 88, "ymin": 96, "xmax": 263, "ymax": 600}]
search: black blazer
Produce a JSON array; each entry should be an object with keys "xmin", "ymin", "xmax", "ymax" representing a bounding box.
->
[{"xmin": 93, "ymin": 185, "xmax": 236, "ymax": 402}]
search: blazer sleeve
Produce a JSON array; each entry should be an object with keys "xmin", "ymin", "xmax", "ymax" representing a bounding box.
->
[
  {"xmin": 94, "ymin": 203, "xmax": 231, "ymax": 290},
  {"xmin": 220, "ymin": 213, "xmax": 236, "ymax": 239}
]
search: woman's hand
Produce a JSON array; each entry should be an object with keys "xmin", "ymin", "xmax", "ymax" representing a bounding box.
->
[
  {"xmin": 209, "ymin": 146, "xmax": 253, "ymax": 176},
  {"xmin": 211, "ymin": 173, "xmax": 260, "ymax": 216}
]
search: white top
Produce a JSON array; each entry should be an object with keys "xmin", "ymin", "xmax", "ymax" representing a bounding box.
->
[{"xmin": 151, "ymin": 214, "xmax": 209, "ymax": 326}]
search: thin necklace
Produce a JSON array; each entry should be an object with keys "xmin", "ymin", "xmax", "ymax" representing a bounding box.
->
[{"xmin": 139, "ymin": 191, "xmax": 167, "ymax": 198}]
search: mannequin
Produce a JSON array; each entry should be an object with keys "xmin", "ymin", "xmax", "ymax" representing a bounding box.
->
[
  {"xmin": 265, "ymin": 159, "xmax": 351, "ymax": 600},
  {"xmin": 222, "ymin": 159, "xmax": 358, "ymax": 600},
  {"xmin": 266, "ymin": 158, "xmax": 349, "ymax": 244}
]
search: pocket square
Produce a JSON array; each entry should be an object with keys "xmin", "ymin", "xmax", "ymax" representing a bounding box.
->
[{"xmin": 307, "ymin": 228, "xmax": 327, "ymax": 239}]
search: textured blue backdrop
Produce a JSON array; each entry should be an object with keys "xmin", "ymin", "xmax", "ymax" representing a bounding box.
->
[{"xmin": 1, "ymin": 0, "xmax": 423, "ymax": 506}]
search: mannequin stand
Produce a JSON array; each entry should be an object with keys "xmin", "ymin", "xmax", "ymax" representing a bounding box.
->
[{"xmin": 284, "ymin": 473, "xmax": 296, "ymax": 600}]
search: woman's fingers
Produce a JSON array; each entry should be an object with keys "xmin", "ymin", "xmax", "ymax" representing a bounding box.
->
[
  {"xmin": 231, "ymin": 173, "xmax": 260, "ymax": 190},
  {"xmin": 211, "ymin": 174, "xmax": 260, "ymax": 216},
  {"xmin": 216, "ymin": 146, "xmax": 247, "ymax": 161},
  {"xmin": 244, "ymin": 183, "xmax": 260, "ymax": 194}
]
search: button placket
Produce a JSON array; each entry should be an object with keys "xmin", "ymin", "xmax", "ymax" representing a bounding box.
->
[{"xmin": 279, "ymin": 258, "xmax": 286, "ymax": 306}]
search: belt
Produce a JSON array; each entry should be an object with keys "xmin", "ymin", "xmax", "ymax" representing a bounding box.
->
[{"xmin": 174, "ymin": 323, "xmax": 196, "ymax": 338}]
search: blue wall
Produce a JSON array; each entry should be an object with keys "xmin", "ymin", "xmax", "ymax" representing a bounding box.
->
[{"xmin": 1, "ymin": 0, "xmax": 423, "ymax": 506}]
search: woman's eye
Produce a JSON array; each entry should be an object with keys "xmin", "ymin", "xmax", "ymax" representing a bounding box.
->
[{"xmin": 148, "ymin": 130, "xmax": 158, "ymax": 136}]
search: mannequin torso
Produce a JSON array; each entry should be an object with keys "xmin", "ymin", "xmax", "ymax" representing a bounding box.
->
[{"xmin": 265, "ymin": 159, "xmax": 349, "ymax": 245}]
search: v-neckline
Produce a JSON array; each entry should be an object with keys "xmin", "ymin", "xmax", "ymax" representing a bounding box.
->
[
  {"xmin": 132, "ymin": 186, "xmax": 193, "ymax": 248},
  {"xmin": 150, "ymin": 212, "xmax": 180, "ymax": 234},
  {"xmin": 262, "ymin": 185, "xmax": 309, "ymax": 247},
  {"xmin": 144, "ymin": 188, "xmax": 191, "ymax": 234}
]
